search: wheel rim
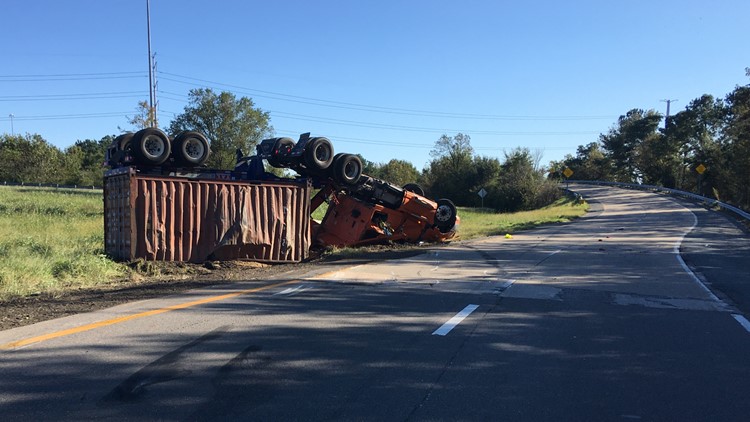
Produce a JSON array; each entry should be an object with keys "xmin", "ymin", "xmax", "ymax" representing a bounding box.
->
[
  {"xmin": 344, "ymin": 161, "xmax": 359, "ymax": 179},
  {"xmin": 143, "ymin": 135, "xmax": 165, "ymax": 159},
  {"xmin": 314, "ymin": 144, "xmax": 331, "ymax": 163},
  {"xmin": 436, "ymin": 205, "xmax": 453, "ymax": 222},
  {"xmin": 184, "ymin": 138, "xmax": 205, "ymax": 160}
]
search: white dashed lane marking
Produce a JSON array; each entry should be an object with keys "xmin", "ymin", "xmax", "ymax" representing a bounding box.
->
[{"xmin": 432, "ymin": 304, "xmax": 480, "ymax": 336}]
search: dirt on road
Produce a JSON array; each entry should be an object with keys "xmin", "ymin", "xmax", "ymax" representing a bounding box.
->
[{"xmin": 0, "ymin": 246, "xmax": 425, "ymax": 331}]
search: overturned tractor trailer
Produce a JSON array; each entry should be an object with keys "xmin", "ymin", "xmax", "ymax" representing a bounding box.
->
[{"xmin": 104, "ymin": 128, "xmax": 459, "ymax": 263}]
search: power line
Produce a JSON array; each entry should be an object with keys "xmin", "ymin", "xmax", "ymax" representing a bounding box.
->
[
  {"xmin": 269, "ymin": 110, "xmax": 599, "ymax": 135},
  {"xmin": 0, "ymin": 71, "xmax": 144, "ymax": 78},
  {"xmin": 157, "ymin": 89, "xmax": 599, "ymax": 135},
  {"xmin": 157, "ymin": 71, "xmax": 615, "ymax": 121},
  {"xmin": 0, "ymin": 91, "xmax": 146, "ymax": 102},
  {"xmin": 0, "ymin": 74, "xmax": 147, "ymax": 82},
  {"xmin": 0, "ymin": 112, "xmax": 132, "ymax": 121}
]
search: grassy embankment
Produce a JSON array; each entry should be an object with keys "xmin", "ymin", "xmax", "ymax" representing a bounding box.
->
[
  {"xmin": 456, "ymin": 196, "xmax": 588, "ymax": 240},
  {"xmin": 0, "ymin": 186, "xmax": 587, "ymax": 300},
  {"xmin": 0, "ymin": 186, "xmax": 125, "ymax": 299}
]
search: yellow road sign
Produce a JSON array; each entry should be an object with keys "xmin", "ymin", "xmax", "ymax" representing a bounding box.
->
[
  {"xmin": 696, "ymin": 164, "xmax": 706, "ymax": 175},
  {"xmin": 563, "ymin": 167, "xmax": 574, "ymax": 178}
]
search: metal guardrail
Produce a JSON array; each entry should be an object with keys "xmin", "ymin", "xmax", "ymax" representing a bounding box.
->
[
  {"xmin": 569, "ymin": 180, "xmax": 750, "ymax": 222},
  {"xmin": 1, "ymin": 181, "xmax": 101, "ymax": 190}
]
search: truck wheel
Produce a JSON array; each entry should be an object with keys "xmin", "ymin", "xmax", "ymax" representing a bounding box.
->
[
  {"xmin": 107, "ymin": 132, "xmax": 133, "ymax": 167},
  {"xmin": 333, "ymin": 154, "xmax": 362, "ymax": 185},
  {"xmin": 268, "ymin": 137, "xmax": 295, "ymax": 168},
  {"xmin": 173, "ymin": 131, "xmax": 210, "ymax": 166},
  {"xmin": 117, "ymin": 132, "xmax": 134, "ymax": 152},
  {"xmin": 403, "ymin": 183, "xmax": 425, "ymax": 196},
  {"xmin": 435, "ymin": 198, "xmax": 457, "ymax": 233},
  {"xmin": 303, "ymin": 137, "xmax": 334, "ymax": 174},
  {"xmin": 132, "ymin": 128, "xmax": 171, "ymax": 166}
]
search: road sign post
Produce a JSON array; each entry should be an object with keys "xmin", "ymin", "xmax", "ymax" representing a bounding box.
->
[
  {"xmin": 695, "ymin": 164, "xmax": 706, "ymax": 196},
  {"xmin": 477, "ymin": 187, "xmax": 487, "ymax": 210},
  {"xmin": 563, "ymin": 167, "xmax": 574, "ymax": 189}
]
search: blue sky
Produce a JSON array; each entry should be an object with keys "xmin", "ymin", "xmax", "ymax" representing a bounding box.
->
[{"xmin": 1, "ymin": 0, "xmax": 747, "ymax": 170}]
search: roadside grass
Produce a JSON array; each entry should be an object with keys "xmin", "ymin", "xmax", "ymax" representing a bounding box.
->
[
  {"xmin": 0, "ymin": 186, "xmax": 125, "ymax": 300},
  {"xmin": 456, "ymin": 196, "xmax": 588, "ymax": 240},
  {"xmin": 0, "ymin": 186, "xmax": 587, "ymax": 300}
]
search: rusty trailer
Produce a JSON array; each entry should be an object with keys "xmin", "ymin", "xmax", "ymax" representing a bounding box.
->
[{"xmin": 104, "ymin": 167, "xmax": 312, "ymax": 263}]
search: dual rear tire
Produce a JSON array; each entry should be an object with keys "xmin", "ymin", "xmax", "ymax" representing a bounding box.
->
[
  {"xmin": 330, "ymin": 153, "xmax": 362, "ymax": 185},
  {"xmin": 114, "ymin": 128, "xmax": 210, "ymax": 167}
]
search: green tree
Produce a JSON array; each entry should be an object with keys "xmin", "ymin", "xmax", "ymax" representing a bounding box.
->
[
  {"xmin": 0, "ymin": 134, "xmax": 64, "ymax": 184},
  {"xmin": 600, "ymin": 109, "xmax": 662, "ymax": 182},
  {"xmin": 664, "ymin": 95, "xmax": 724, "ymax": 193},
  {"xmin": 635, "ymin": 132, "xmax": 682, "ymax": 188},
  {"xmin": 425, "ymin": 133, "xmax": 475, "ymax": 203},
  {"xmin": 60, "ymin": 135, "xmax": 113, "ymax": 187},
  {"xmin": 168, "ymin": 88, "xmax": 273, "ymax": 169},
  {"xmin": 430, "ymin": 133, "xmax": 474, "ymax": 168},
  {"xmin": 489, "ymin": 148, "xmax": 560, "ymax": 212},
  {"xmin": 378, "ymin": 159, "xmax": 420, "ymax": 187},
  {"xmin": 550, "ymin": 142, "xmax": 612, "ymax": 181},
  {"xmin": 722, "ymin": 85, "xmax": 750, "ymax": 207},
  {"xmin": 471, "ymin": 155, "xmax": 502, "ymax": 190}
]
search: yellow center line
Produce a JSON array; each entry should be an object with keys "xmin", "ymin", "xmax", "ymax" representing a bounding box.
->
[{"xmin": 1, "ymin": 279, "xmax": 300, "ymax": 351}]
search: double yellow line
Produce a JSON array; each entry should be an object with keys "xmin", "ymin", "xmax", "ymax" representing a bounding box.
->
[{"xmin": 1, "ymin": 280, "xmax": 299, "ymax": 351}]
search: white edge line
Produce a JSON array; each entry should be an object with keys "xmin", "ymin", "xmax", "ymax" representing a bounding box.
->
[
  {"xmin": 673, "ymin": 207, "xmax": 749, "ymax": 334},
  {"xmin": 732, "ymin": 314, "xmax": 750, "ymax": 334},
  {"xmin": 498, "ymin": 279, "xmax": 516, "ymax": 290},
  {"xmin": 273, "ymin": 285, "xmax": 309, "ymax": 296},
  {"xmin": 674, "ymin": 209, "xmax": 722, "ymax": 303},
  {"xmin": 432, "ymin": 304, "xmax": 480, "ymax": 336}
]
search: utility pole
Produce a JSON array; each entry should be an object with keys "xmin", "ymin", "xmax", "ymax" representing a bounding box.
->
[
  {"xmin": 146, "ymin": 0, "xmax": 156, "ymax": 127},
  {"xmin": 8, "ymin": 114, "xmax": 14, "ymax": 136},
  {"xmin": 660, "ymin": 99, "xmax": 678, "ymax": 129}
]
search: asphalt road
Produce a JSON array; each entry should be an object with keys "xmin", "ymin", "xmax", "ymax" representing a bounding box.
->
[{"xmin": 1, "ymin": 184, "xmax": 749, "ymax": 421}]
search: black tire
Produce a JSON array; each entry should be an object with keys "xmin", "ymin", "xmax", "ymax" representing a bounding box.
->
[
  {"xmin": 332, "ymin": 154, "xmax": 363, "ymax": 186},
  {"xmin": 326, "ymin": 153, "xmax": 347, "ymax": 179},
  {"xmin": 132, "ymin": 128, "xmax": 171, "ymax": 166},
  {"xmin": 107, "ymin": 133, "xmax": 133, "ymax": 167},
  {"xmin": 303, "ymin": 137, "xmax": 334, "ymax": 174},
  {"xmin": 172, "ymin": 131, "xmax": 210, "ymax": 166},
  {"xmin": 268, "ymin": 137, "xmax": 295, "ymax": 168},
  {"xmin": 117, "ymin": 132, "xmax": 134, "ymax": 152},
  {"xmin": 434, "ymin": 198, "xmax": 458, "ymax": 233},
  {"xmin": 402, "ymin": 183, "xmax": 425, "ymax": 196}
]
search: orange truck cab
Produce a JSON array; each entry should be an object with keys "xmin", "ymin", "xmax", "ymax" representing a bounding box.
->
[{"xmin": 311, "ymin": 176, "xmax": 459, "ymax": 248}]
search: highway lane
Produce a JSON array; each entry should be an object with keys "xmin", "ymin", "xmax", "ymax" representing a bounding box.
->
[
  {"xmin": 1, "ymin": 184, "xmax": 749, "ymax": 420},
  {"xmin": 680, "ymin": 199, "xmax": 750, "ymax": 315}
]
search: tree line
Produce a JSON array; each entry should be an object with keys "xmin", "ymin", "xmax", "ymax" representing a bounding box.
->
[
  {"xmin": 549, "ymin": 79, "xmax": 750, "ymax": 211},
  {"xmin": 362, "ymin": 133, "xmax": 561, "ymax": 212}
]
